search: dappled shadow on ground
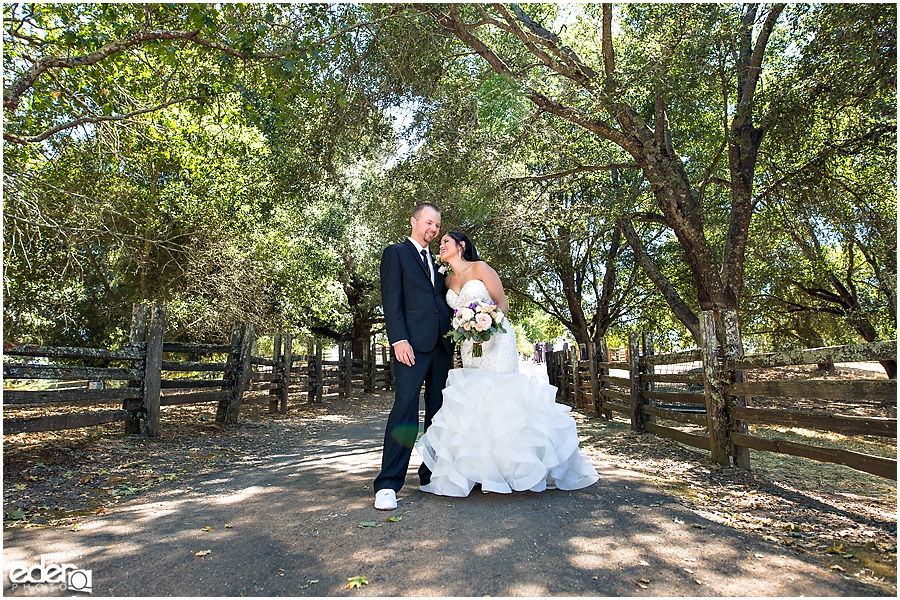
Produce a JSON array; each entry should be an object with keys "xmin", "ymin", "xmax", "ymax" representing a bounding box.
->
[
  {"xmin": 575, "ymin": 413, "xmax": 896, "ymax": 591},
  {"xmin": 4, "ymin": 391, "xmax": 886, "ymax": 597}
]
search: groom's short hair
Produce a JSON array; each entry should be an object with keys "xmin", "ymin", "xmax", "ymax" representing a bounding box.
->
[{"xmin": 412, "ymin": 202, "xmax": 441, "ymax": 218}]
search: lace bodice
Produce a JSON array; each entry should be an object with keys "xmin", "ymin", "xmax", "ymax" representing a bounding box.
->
[{"xmin": 446, "ymin": 279, "xmax": 519, "ymax": 374}]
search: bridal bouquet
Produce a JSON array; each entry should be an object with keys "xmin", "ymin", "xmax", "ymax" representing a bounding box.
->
[{"xmin": 446, "ymin": 300, "xmax": 507, "ymax": 357}]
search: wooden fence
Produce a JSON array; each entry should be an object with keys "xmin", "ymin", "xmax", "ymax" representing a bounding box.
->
[
  {"xmin": 6, "ymin": 304, "xmax": 895, "ymax": 480},
  {"xmin": 547, "ymin": 310, "xmax": 897, "ymax": 480},
  {"xmin": 3, "ymin": 303, "xmax": 394, "ymax": 436}
]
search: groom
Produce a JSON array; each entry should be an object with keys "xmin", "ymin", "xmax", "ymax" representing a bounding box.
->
[{"xmin": 374, "ymin": 202, "xmax": 454, "ymax": 510}]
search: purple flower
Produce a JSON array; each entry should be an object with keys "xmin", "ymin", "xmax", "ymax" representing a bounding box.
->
[{"xmin": 469, "ymin": 302, "xmax": 478, "ymax": 310}]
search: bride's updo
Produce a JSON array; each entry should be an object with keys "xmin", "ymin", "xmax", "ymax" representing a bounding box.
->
[{"xmin": 446, "ymin": 231, "xmax": 479, "ymax": 262}]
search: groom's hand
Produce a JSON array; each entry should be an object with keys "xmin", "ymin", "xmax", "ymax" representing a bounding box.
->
[{"xmin": 394, "ymin": 341, "xmax": 415, "ymax": 367}]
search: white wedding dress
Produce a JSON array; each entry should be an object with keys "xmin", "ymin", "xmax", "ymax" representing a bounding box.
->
[{"xmin": 415, "ymin": 279, "xmax": 600, "ymax": 497}]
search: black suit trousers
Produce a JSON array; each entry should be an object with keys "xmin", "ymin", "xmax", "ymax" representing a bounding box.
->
[{"xmin": 374, "ymin": 344, "xmax": 453, "ymax": 493}]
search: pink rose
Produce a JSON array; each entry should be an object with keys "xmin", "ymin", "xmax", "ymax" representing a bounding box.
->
[{"xmin": 475, "ymin": 313, "xmax": 492, "ymax": 329}]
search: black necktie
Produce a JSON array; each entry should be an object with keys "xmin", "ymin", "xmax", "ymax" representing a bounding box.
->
[{"xmin": 421, "ymin": 249, "xmax": 432, "ymax": 282}]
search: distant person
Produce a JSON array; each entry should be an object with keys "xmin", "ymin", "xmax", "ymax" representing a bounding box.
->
[
  {"xmin": 533, "ymin": 340, "xmax": 542, "ymax": 363},
  {"xmin": 562, "ymin": 339, "xmax": 569, "ymax": 352}
]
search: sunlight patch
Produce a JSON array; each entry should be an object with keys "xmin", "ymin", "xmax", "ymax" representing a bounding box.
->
[{"xmin": 473, "ymin": 538, "xmax": 513, "ymax": 556}]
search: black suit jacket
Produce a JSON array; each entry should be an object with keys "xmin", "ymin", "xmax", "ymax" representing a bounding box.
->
[{"xmin": 380, "ymin": 239, "xmax": 454, "ymax": 355}]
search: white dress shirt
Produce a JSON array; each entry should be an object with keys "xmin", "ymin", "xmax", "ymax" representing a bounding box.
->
[{"xmin": 408, "ymin": 236, "xmax": 434, "ymax": 284}]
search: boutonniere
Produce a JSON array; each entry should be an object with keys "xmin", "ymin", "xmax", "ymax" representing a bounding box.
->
[{"xmin": 438, "ymin": 265, "xmax": 447, "ymax": 275}]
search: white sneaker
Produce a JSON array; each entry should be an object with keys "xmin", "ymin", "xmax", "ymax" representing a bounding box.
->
[{"xmin": 374, "ymin": 488, "xmax": 397, "ymax": 511}]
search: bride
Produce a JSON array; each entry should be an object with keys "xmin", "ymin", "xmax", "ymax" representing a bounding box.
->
[{"xmin": 415, "ymin": 231, "xmax": 599, "ymax": 497}]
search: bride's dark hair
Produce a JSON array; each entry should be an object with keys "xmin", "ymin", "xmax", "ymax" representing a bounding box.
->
[{"xmin": 446, "ymin": 231, "xmax": 479, "ymax": 262}]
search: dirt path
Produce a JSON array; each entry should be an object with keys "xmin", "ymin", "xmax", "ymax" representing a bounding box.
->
[{"xmin": 3, "ymin": 386, "xmax": 887, "ymax": 597}]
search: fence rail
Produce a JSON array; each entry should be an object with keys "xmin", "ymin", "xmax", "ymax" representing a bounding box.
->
[
  {"xmin": 3, "ymin": 303, "xmax": 394, "ymax": 436},
  {"xmin": 547, "ymin": 310, "xmax": 897, "ymax": 480}
]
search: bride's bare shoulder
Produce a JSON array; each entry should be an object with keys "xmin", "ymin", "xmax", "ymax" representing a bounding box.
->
[
  {"xmin": 472, "ymin": 260, "xmax": 492, "ymax": 274},
  {"xmin": 472, "ymin": 261, "xmax": 499, "ymax": 279}
]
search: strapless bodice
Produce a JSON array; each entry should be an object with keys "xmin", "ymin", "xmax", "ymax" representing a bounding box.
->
[
  {"xmin": 445, "ymin": 278, "xmax": 518, "ymax": 374},
  {"xmin": 446, "ymin": 279, "xmax": 493, "ymax": 310}
]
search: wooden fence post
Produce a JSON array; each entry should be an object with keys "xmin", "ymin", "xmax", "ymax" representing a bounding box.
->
[
  {"xmin": 365, "ymin": 340, "xmax": 375, "ymax": 394},
  {"xmin": 383, "ymin": 344, "xmax": 393, "ymax": 391},
  {"xmin": 628, "ymin": 332, "xmax": 645, "ymax": 432},
  {"xmin": 281, "ymin": 334, "xmax": 292, "ymax": 413},
  {"xmin": 269, "ymin": 334, "xmax": 282, "ymax": 413},
  {"xmin": 344, "ymin": 341, "xmax": 353, "ymax": 399},
  {"xmin": 558, "ymin": 351, "xmax": 567, "ymax": 402},
  {"xmin": 560, "ymin": 351, "xmax": 568, "ymax": 402},
  {"xmin": 143, "ymin": 304, "xmax": 166, "ymax": 437},
  {"xmin": 642, "ymin": 332, "xmax": 656, "ymax": 425},
  {"xmin": 218, "ymin": 322, "xmax": 255, "ymax": 425},
  {"xmin": 217, "ymin": 323, "xmax": 243, "ymax": 422},
  {"xmin": 598, "ymin": 338, "xmax": 612, "ymax": 420},
  {"xmin": 571, "ymin": 348, "xmax": 582, "ymax": 409},
  {"xmin": 125, "ymin": 303, "xmax": 149, "ymax": 434},
  {"xmin": 307, "ymin": 340, "xmax": 315, "ymax": 403},
  {"xmin": 314, "ymin": 340, "xmax": 323, "ymax": 403},
  {"xmin": 724, "ymin": 310, "xmax": 750, "ymax": 469},
  {"xmin": 337, "ymin": 343, "xmax": 345, "ymax": 399},
  {"xmin": 547, "ymin": 351, "xmax": 558, "ymax": 397},
  {"xmin": 588, "ymin": 341, "xmax": 600, "ymax": 417},
  {"xmin": 701, "ymin": 311, "xmax": 731, "ymax": 465},
  {"xmin": 558, "ymin": 351, "xmax": 568, "ymax": 405}
]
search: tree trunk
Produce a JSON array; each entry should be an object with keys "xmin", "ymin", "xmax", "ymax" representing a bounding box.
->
[{"xmin": 352, "ymin": 315, "xmax": 372, "ymax": 360}]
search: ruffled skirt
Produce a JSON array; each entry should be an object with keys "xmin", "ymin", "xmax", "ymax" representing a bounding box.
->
[{"xmin": 415, "ymin": 368, "xmax": 600, "ymax": 497}]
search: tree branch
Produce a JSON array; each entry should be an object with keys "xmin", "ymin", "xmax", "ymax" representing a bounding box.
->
[
  {"xmin": 628, "ymin": 212, "xmax": 670, "ymax": 227},
  {"xmin": 524, "ymin": 87, "xmax": 638, "ymax": 152},
  {"xmin": 740, "ymin": 4, "xmax": 785, "ymax": 109},
  {"xmin": 5, "ymin": 30, "xmax": 222, "ymax": 111},
  {"xmin": 501, "ymin": 3, "xmax": 599, "ymax": 84},
  {"xmin": 4, "ymin": 94, "xmax": 208, "ymax": 144},
  {"xmin": 732, "ymin": 4, "xmax": 785, "ymax": 130},
  {"xmin": 601, "ymin": 4, "xmax": 615, "ymax": 77},
  {"xmin": 620, "ymin": 218, "xmax": 701, "ymax": 343},
  {"xmin": 503, "ymin": 162, "xmax": 639, "ymax": 185}
]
